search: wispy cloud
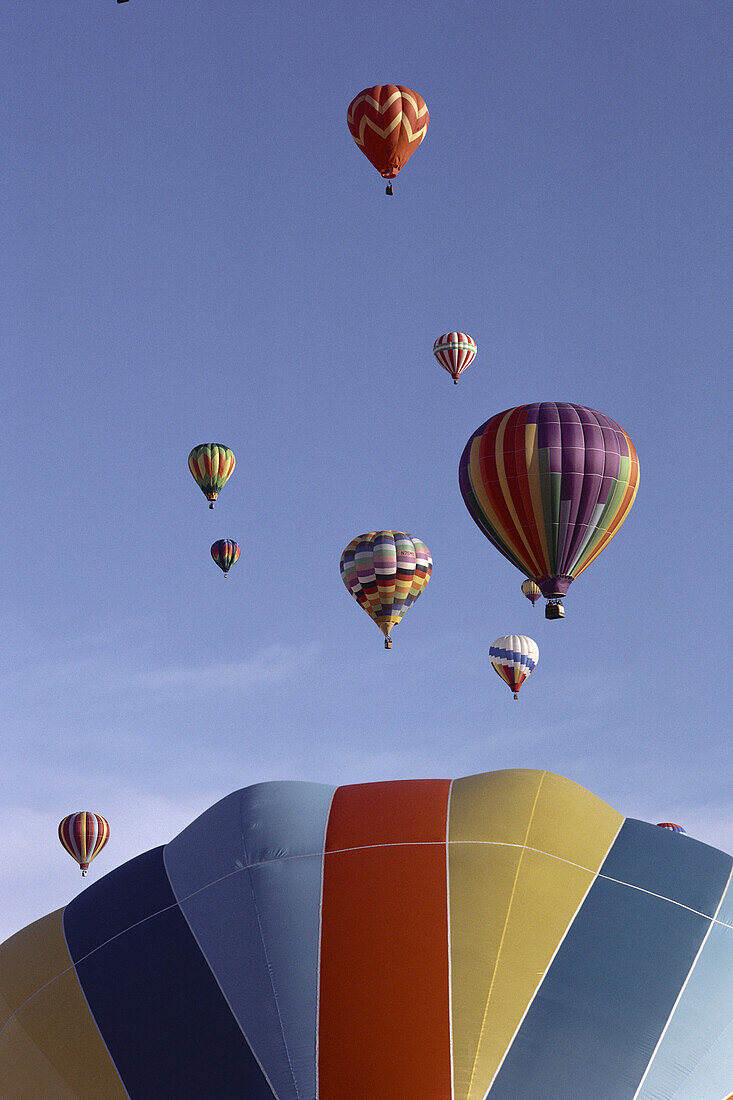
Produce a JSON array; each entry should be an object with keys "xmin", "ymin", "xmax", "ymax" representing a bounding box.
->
[
  {"xmin": 128, "ymin": 642, "xmax": 321, "ymax": 694},
  {"xmin": 2, "ymin": 642, "xmax": 321, "ymax": 701}
]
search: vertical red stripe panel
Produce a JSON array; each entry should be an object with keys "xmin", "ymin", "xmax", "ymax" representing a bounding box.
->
[{"xmin": 318, "ymin": 779, "xmax": 452, "ymax": 1100}]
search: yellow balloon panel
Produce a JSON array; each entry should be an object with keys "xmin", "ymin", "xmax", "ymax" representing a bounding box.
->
[
  {"xmin": 448, "ymin": 770, "xmax": 624, "ymax": 1100},
  {"xmin": 0, "ymin": 908, "xmax": 127, "ymax": 1099}
]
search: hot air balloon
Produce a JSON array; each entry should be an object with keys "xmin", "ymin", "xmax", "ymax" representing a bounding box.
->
[
  {"xmin": 58, "ymin": 812, "xmax": 109, "ymax": 877},
  {"xmin": 489, "ymin": 635, "xmax": 539, "ymax": 699},
  {"xmin": 340, "ymin": 531, "xmax": 431, "ymax": 648},
  {"xmin": 521, "ymin": 578, "xmax": 542, "ymax": 606},
  {"xmin": 657, "ymin": 822, "xmax": 687, "ymax": 834},
  {"xmin": 433, "ymin": 332, "xmax": 477, "ymax": 384},
  {"xmin": 347, "ymin": 85, "xmax": 428, "ymax": 195},
  {"xmin": 459, "ymin": 403, "xmax": 639, "ymax": 619},
  {"xmin": 211, "ymin": 539, "xmax": 240, "ymax": 577},
  {"xmin": 188, "ymin": 444, "xmax": 235, "ymax": 509},
  {"xmin": 6, "ymin": 770, "xmax": 732, "ymax": 1098}
]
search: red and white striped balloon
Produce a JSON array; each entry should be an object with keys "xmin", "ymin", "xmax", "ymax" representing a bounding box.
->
[
  {"xmin": 432, "ymin": 332, "xmax": 477, "ymax": 383},
  {"xmin": 58, "ymin": 811, "xmax": 110, "ymax": 876}
]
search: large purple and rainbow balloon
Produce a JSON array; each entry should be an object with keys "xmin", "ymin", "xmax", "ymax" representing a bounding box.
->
[{"xmin": 459, "ymin": 402, "xmax": 639, "ymax": 614}]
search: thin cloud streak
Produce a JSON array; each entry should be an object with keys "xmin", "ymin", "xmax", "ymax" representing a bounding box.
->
[
  {"xmin": 129, "ymin": 643, "xmax": 321, "ymax": 693},
  {"xmin": 1, "ymin": 642, "xmax": 321, "ymax": 701}
]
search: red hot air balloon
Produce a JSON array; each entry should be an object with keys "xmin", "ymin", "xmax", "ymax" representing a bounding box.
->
[
  {"xmin": 58, "ymin": 812, "xmax": 110, "ymax": 877},
  {"xmin": 433, "ymin": 333, "xmax": 477, "ymax": 384},
  {"xmin": 347, "ymin": 86, "xmax": 429, "ymax": 195}
]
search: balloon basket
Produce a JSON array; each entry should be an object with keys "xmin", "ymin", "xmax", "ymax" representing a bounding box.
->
[
  {"xmin": 545, "ymin": 600, "xmax": 565, "ymax": 620},
  {"xmin": 384, "ymin": 637, "xmax": 393, "ymax": 649},
  {"xmin": 385, "ymin": 183, "xmax": 393, "ymax": 196}
]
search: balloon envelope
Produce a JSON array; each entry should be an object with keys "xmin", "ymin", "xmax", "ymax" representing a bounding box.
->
[
  {"xmin": 58, "ymin": 811, "xmax": 109, "ymax": 875},
  {"xmin": 340, "ymin": 531, "xmax": 431, "ymax": 644},
  {"xmin": 188, "ymin": 444, "xmax": 235, "ymax": 507},
  {"xmin": 347, "ymin": 85, "xmax": 428, "ymax": 180},
  {"xmin": 211, "ymin": 539, "xmax": 240, "ymax": 576},
  {"xmin": 459, "ymin": 402, "xmax": 639, "ymax": 601},
  {"xmin": 489, "ymin": 634, "xmax": 539, "ymax": 698},
  {"xmin": 433, "ymin": 332, "xmax": 477, "ymax": 383},
  {"xmin": 657, "ymin": 822, "xmax": 687, "ymax": 833},
  {"xmin": 5, "ymin": 770, "xmax": 732, "ymax": 1098}
]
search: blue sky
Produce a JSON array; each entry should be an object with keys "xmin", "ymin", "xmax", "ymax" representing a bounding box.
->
[{"xmin": 1, "ymin": 0, "xmax": 730, "ymax": 939}]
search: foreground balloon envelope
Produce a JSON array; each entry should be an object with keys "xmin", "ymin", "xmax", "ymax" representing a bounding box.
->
[
  {"xmin": 347, "ymin": 85, "xmax": 429, "ymax": 182},
  {"xmin": 3, "ymin": 769, "xmax": 731, "ymax": 1099},
  {"xmin": 340, "ymin": 530, "xmax": 432, "ymax": 647},
  {"xmin": 459, "ymin": 402, "xmax": 639, "ymax": 606}
]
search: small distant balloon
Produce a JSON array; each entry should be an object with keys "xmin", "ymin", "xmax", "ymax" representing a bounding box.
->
[
  {"xmin": 521, "ymin": 579, "xmax": 542, "ymax": 606},
  {"xmin": 211, "ymin": 539, "xmax": 240, "ymax": 577},
  {"xmin": 188, "ymin": 444, "xmax": 235, "ymax": 509},
  {"xmin": 340, "ymin": 531, "xmax": 431, "ymax": 649},
  {"xmin": 347, "ymin": 86, "xmax": 428, "ymax": 194},
  {"xmin": 433, "ymin": 332, "xmax": 477, "ymax": 384},
  {"xmin": 489, "ymin": 635, "xmax": 539, "ymax": 699},
  {"xmin": 58, "ymin": 812, "xmax": 110, "ymax": 877},
  {"xmin": 657, "ymin": 823, "xmax": 686, "ymax": 834}
]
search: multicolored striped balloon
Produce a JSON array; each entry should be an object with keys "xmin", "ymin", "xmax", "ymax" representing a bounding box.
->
[
  {"xmin": 9, "ymin": 771, "xmax": 733, "ymax": 1099},
  {"xmin": 489, "ymin": 634, "xmax": 539, "ymax": 699},
  {"xmin": 211, "ymin": 539, "xmax": 240, "ymax": 577},
  {"xmin": 347, "ymin": 86, "xmax": 429, "ymax": 186},
  {"xmin": 459, "ymin": 403, "xmax": 639, "ymax": 608},
  {"xmin": 188, "ymin": 444, "xmax": 235, "ymax": 509},
  {"xmin": 432, "ymin": 332, "xmax": 477, "ymax": 383},
  {"xmin": 340, "ymin": 531, "xmax": 432, "ymax": 648},
  {"xmin": 58, "ymin": 812, "xmax": 110, "ymax": 877},
  {"xmin": 521, "ymin": 578, "xmax": 542, "ymax": 605},
  {"xmin": 657, "ymin": 822, "xmax": 686, "ymax": 834}
]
